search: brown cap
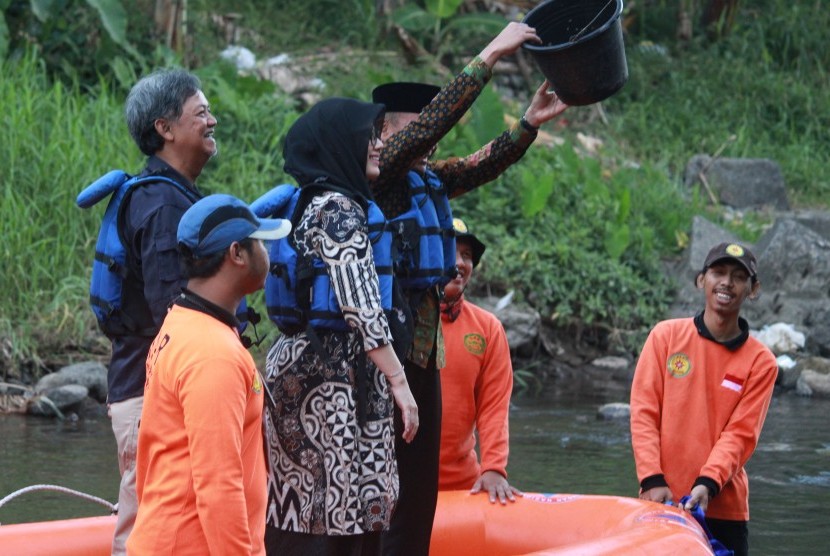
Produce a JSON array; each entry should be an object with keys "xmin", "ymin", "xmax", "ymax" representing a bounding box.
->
[
  {"xmin": 452, "ymin": 218, "xmax": 486, "ymax": 267},
  {"xmin": 702, "ymin": 242, "xmax": 757, "ymax": 278}
]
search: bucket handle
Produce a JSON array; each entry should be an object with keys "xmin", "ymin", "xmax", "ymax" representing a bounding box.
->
[{"xmin": 571, "ymin": 0, "xmax": 615, "ymax": 43}]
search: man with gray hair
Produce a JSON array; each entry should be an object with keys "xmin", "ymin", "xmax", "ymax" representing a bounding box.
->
[{"xmin": 106, "ymin": 68, "xmax": 216, "ymax": 554}]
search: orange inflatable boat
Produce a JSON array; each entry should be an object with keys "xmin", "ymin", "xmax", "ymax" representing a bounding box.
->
[
  {"xmin": 0, "ymin": 491, "xmax": 712, "ymax": 555},
  {"xmin": 431, "ymin": 491, "xmax": 712, "ymax": 555}
]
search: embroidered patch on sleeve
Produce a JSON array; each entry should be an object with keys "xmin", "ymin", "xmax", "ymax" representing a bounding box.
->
[
  {"xmin": 463, "ymin": 333, "xmax": 486, "ymax": 355},
  {"xmin": 721, "ymin": 373, "xmax": 744, "ymax": 393}
]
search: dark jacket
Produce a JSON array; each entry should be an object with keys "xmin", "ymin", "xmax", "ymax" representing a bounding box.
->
[{"xmin": 107, "ymin": 156, "xmax": 201, "ymax": 403}]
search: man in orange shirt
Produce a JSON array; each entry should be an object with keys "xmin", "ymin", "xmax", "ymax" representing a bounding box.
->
[
  {"xmin": 127, "ymin": 194, "xmax": 290, "ymax": 555},
  {"xmin": 630, "ymin": 242, "xmax": 777, "ymax": 556},
  {"xmin": 438, "ymin": 218, "xmax": 520, "ymax": 504}
]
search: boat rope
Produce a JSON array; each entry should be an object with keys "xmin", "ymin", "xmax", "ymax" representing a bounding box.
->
[{"xmin": 0, "ymin": 484, "xmax": 117, "ymax": 517}]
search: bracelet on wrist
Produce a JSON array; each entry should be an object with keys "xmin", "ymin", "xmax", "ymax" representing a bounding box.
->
[
  {"xmin": 386, "ymin": 368, "xmax": 405, "ymax": 380},
  {"xmin": 520, "ymin": 116, "xmax": 539, "ymax": 133}
]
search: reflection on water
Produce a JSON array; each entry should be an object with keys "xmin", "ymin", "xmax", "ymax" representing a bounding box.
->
[
  {"xmin": 507, "ymin": 388, "xmax": 829, "ymax": 556},
  {"xmin": 0, "ymin": 387, "xmax": 827, "ymax": 556},
  {"xmin": 0, "ymin": 414, "xmax": 119, "ymax": 523}
]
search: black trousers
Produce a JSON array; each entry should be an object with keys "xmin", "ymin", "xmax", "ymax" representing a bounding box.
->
[
  {"xmin": 381, "ymin": 354, "xmax": 442, "ymax": 556},
  {"xmin": 265, "ymin": 526, "xmax": 381, "ymax": 556},
  {"xmin": 706, "ymin": 518, "xmax": 749, "ymax": 556}
]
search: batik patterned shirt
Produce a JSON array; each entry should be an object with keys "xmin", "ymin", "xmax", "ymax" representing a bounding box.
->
[
  {"xmin": 264, "ymin": 193, "xmax": 398, "ymax": 535},
  {"xmin": 370, "ymin": 56, "xmax": 539, "ymax": 368}
]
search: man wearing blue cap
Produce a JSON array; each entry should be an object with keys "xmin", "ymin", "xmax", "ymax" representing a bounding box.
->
[{"xmin": 127, "ymin": 194, "xmax": 290, "ymax": 556}]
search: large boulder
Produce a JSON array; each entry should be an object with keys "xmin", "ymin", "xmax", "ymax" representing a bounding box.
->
[
  {"xmin": 792, "ymin": 210, "xmax": 830, "ymax": 239},
  {"xmin": 27, "ymin": 384, "xmax": 89, "ymax": 416},
  {"xmin": 476, "ymin": 295, "xmax": 541, "ymax": 358},
  {"xmin": 796, "ymin": 370, "xmax": 830, "ymax": 398},
  {"xmin": 684, "ymin": 155, "xmax": 789, "ymax": 210},
  {"xmin": 743, "ymin": 218, "xmax": 830, "ymax": 355},
  {"xmin": 35, "ymin": 361, "xmax": 108, "ymax": 403}
]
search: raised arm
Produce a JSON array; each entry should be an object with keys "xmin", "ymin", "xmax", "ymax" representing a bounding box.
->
[
  {"xmin": 372, "ymin": 22, "xmax": 544, "ymax": 217},
  {"xmin": 434, "ymin": 80, "xmax": 568, "ymax": 200}
]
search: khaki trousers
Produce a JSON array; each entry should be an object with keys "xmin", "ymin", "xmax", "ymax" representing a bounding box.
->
[{"xmin": 109, "ymin": 396, "xmax": 143, "ymax": 556}]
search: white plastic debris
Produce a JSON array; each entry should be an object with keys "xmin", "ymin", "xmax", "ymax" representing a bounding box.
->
[
  {"xmin": 265, "ymin": 54, "xmax": 291, "ymax": 66},
  {"xmin": 494, "ymin": 290, "xmax": 515, "ymax": 312},
  {"xmin": 776, "ymin": 354, "xmax": 797, "ymax": 370},
  {"xmin": 751, "ymin": 323, "xmax": 806, "ymax": 354},
  {"xmin": 220, "ymin": 46, "xmax": 256, "ymax": 71}
]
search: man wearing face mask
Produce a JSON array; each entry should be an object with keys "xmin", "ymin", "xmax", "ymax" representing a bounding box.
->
[{"xmin": 438, "ymin": 218, "xmax": 519, "ymax": 505}]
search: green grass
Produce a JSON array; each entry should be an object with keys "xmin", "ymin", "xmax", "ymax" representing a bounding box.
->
[
  {"xmin": 0, "ymin": 55, "xmax": 137, "ymax": 376},
  {"xmin": 602, "ymin": 0, "xmax": 830, "ymax": 207},
  {"xmin": 0, "ymin": 53, "xmax": 297, "ymax": 378},
  {"xmin": 2, "ymin": 0, "xmax": 828, "ymax": 377}
]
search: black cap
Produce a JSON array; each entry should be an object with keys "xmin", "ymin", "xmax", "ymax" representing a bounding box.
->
[
  {"xmin": 452, "ymin": 217, "xmax": 486, "ymax": 268},
  {"xmin": 702, "ymin": 242, "xmax": 757, "ymax": 279},
  {"xmin": 372, "ymin": 82, "xmax": 441, "ymax": 114}
]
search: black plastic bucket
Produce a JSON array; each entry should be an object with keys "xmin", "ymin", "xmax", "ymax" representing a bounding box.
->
[{"xmin": 522, "ymin": 0, "xmax": 628, "ymax": 106}]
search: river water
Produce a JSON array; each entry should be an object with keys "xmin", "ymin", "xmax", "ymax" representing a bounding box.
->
[{"xmin": 1, "ymin": 386, "xmax": 827, "ymax": 555}]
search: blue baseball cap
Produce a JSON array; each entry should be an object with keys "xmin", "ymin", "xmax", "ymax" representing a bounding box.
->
[{"xmin": 178, "ymin": 193, "xmax": 291, "ymax": 257}]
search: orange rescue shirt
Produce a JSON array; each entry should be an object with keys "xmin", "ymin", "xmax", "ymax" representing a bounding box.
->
[
  {"xmin": 128, "ymin": 305, "xmax": 267, "ymax": 555},
  {"xmin": 630, "ymin": 317, "xmax": 777, "ymax": 521},
  {"xmin": 439, "ymin": 298, "xmax": 513, "ymax": 490}
]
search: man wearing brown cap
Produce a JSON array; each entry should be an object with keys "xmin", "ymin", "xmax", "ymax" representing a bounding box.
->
[
  {"xmin": 630, "ymin": 242, "xmax": 778, "ymax": 556},
  {"xmin": 370, "ymin": 22, "xmax": 569, "ymax": 555},
  {"xmin": 438, "ymin": 218, "xmax": 519, "ymax": 505}
]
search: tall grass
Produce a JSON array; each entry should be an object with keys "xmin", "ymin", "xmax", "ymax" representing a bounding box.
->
[
  {"xmin": 0, "ymin": 54, "xmax": 297, "ymax": 378},
  {"xmin": 0, "ymin": 54, "xmax": 138, "ymax": 376},
  {"xmin": 602, "ymin": 0, "xmax": 830, "ymax": 206},
  {"xmin": 2, "ymin": 0, "xmax": 829, "ymax": 375}
]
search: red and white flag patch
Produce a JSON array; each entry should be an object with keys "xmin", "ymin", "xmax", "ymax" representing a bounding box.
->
[{"xmin": 721, "ymin": 373, "xmax": 744, "ymax": 392}]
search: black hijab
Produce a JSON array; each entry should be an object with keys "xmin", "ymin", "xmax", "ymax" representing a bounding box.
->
[{"xmin": 283, "ymin": 97, "xmax": 384, "ymax": 203}]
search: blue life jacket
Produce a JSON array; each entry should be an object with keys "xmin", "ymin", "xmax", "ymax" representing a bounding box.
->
[
  {"xmin": 77, "ymin": 170, "xmax": 202, "ymax": 337},
  {"xmin": 77, "ymin": 170, "xmax": 252, "ymax": 339},
  {"xmin": 390, "ymin": 168, "xmax": 456, "ymax": 290},
  {"xmin": 251, "ymin": 184, "xmax": 393, "ymax": 334}
]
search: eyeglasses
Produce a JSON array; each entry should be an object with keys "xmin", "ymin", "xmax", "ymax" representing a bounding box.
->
[
  {"xmin": 370, "ymin": 124, "xmax": 382, "ymax": 145},
  {"xmin": 370, "ymin": 116, "xmax": 386, "ymax": 145}
]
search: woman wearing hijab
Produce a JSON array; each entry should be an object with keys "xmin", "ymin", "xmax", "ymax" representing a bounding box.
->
[{"xmin": 263, "ymin": 98, "xmax": 418, "ymax": 556}]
